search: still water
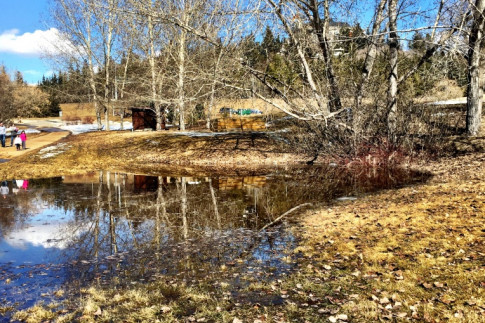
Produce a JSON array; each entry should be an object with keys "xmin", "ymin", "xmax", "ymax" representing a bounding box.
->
[{"xmin": 0, "ymin": 167, "xmax": 429, "ymax": 319}]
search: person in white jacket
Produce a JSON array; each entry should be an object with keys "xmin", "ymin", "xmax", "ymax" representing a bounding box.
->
[{"xmin": 0, "ymin": 123, "xmax": 6, "ymax": 148}]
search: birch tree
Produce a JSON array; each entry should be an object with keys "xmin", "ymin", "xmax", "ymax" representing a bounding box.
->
[
  {"xmin": 466, "ymin": 0, "xmax": 485, "ymax": 136},
  {"xmin": 51, "ymin": 0, "xmax": 102, "ymax": 128},
  {"xmin": 96, "ymin": 0, "xmax": 121, "ymax": 131},
  {"xmin": 51, "ymin": 0, "xmax": 122, "ymax": 130},
  {"xmin": 131, "ymin": 0, "xmax": 168, "ymax": 130},
  {"xmin": 387, "ymin": 0, "xmax": 399, "ymax": 142}
]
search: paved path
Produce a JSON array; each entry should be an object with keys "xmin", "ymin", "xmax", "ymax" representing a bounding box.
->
[{"xmin": 0, "ymin": 131, "xmax": 70, "ymax": 159}]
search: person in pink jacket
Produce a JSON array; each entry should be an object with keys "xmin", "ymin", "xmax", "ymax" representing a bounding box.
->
[{"xmin": 19, "ymin": 130, "xmax": 27, "ymax": 150}]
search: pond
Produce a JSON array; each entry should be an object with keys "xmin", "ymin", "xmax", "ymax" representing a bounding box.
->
[{"xmin": 0, "ymin": 167, "xmax": 429, "ymax": 321}]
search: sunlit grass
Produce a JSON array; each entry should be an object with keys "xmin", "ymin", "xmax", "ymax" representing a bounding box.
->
[
  {"xmin": 299, "ymin": 178, "xmax": 485, "ymax": 322},
  {"xmin": 12, "ymin": 304, "xmax": 56, "ymax": 323},
  {"xmin": 0, "ymin": 130, "xmax": 295, "ymax": 180}
]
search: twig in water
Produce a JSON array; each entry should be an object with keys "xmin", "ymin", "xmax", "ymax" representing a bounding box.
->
[{"xmin": 259, "ymin": 203, "xmax": 313, "ymax": 232}]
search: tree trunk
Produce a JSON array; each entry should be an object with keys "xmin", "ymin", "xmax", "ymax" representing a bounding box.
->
[
  {"xmin": 147, "ymin": 7, "xmax": 164, "ymax": 131},
  {"xmin": 208, "ymin": 178, "xmax": 221, "ymax": 229},
  {"xmin": 467, "ymin": 0, "xmax": 485, "ymax": 136},
  {"xmin": 387, "ymin": 0, "xmax": 399, "ymax": 143},
  {"xmin": 178, "ymin": 28, "xmax": 187, "ymax": 131},
  {"xmin": 207, "ymin": 47, "xmax": 223, "ymax": 130},
  {"xmin": 355, "ymin": 0, "xmax": 386, "ymax": 110},
  {"xmin": 312, "ymin": 0, "xmax": 342, "ymax": 112},
  {"xmin": 103, "ymin": 0, "xmax": 114, "ymax": 132}
]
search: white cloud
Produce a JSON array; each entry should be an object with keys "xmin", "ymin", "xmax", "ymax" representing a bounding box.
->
[
  {"xmin": 6, "ymin": 221, "xmax": 71, "ymax": 249},
  {"xmin": 5, "ymin": 220, "xmax": 91, "ymax": 250},
  {"xmin": 0, "ymin": 28, "xmax": 73, "ymax": 56},
  {"xmin": 22, "ymin": 69, "xmax": 42, "ymax": 76}
]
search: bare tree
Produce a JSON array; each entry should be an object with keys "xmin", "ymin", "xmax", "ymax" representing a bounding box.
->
[
  {"xmin": 51, "ymin": 0, "xmax": 123, "ymax": 131},
  {"xmin": 466, "ymin": 0, "xmax": 485, "ymax": 136},
  {"xmin": 51, "ymin": 0, "xmax": 102, "ymax": 128},
  {"xmin": 96, "ymin": 0, "xmax": 121, "ymax": 131},
  {"xmin": 387, "ymin": 0, "xmax": 399, "ymax": 142}
]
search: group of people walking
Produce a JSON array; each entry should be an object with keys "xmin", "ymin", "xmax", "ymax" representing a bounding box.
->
[{"xmin": 0, "ymin": 123, "xmax": 27, "ymax": 150}]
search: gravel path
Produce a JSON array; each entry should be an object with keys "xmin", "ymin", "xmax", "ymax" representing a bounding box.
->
[{"xmin": 0, "ymin": 131, "xmax": 70, "ymax": 160}]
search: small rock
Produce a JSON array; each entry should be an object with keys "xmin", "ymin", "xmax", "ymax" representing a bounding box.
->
[
  {"xmin": 233, "ymin": 318, "xmax": 243, "ymax": 323},
  {"xmin": 328, "ymin": 316, "xmax": 337, "ymax": 323},
  {"xmin": 336, "ymin": 314, "xmax": 348, "ymax": 321}
]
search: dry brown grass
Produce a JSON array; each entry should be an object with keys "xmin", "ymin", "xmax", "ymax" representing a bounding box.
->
[
  {"xmin": 296, "ymin": 152, "xmax": 485, "ymax": 322},
  {"xmin": 0, "ymin": 130, "xmax": 300, "ymax": 180},
  {"xmin": 12, "ymin": 305, "xmax": 57, "ymax": 323},
  {"xmin": 416, "ymin": 79, "xmax": 465, "ymax": 103},
  {"xmin": 60, "ymin": 103, "xmax": 95, "ymax": 118}
]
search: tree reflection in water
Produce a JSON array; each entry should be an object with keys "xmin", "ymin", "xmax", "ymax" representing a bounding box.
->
[{"xmin": 0, "ymin": 166, "xmax": 429, "ymax": 314}]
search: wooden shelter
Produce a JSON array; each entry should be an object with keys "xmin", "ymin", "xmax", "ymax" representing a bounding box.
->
[
  {"xmin": 130, "ymin": 107, "xmax": 157, "ymax": 131},
  {"xmin": 212, "ymin": 116, "xmax": 266, "ymax": 132}
]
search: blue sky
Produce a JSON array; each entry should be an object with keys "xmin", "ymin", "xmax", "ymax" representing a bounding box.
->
[{"xmin": 0, "ymin": 0, "xmax": 56, "ymax": 84}]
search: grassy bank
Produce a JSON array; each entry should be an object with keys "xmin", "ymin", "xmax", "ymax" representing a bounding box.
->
[
  {"xmin": 2, "ymin": 130, "xmax": 485, "ymax": 322},
  {"xmin": 0, "ymin": 130, "xmax": 298, "ymax": 179}
]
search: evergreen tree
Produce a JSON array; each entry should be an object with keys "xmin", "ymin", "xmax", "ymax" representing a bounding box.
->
[
  {"xmin": 409, "ymin": 32, "xmax": 426, "ymax": 52},
  {"xmin": 261, "ymin": 26, "xmax": 281, "ymax": 57}
]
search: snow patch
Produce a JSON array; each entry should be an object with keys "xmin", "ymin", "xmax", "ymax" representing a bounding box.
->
[
  {"xmin": 39, "ymin": 143, "xmax": 71, "ymax": 159},
  {"xmin": 60, "ymin": 122, "xmax": 133, "ymax": 135},
  {"xmin": 24, "ymin": 129, "xmax": 41, "ymax": 134},
  {"xmin": 336, "ymin": 196, "xmax": 357, "ymax": 201}
]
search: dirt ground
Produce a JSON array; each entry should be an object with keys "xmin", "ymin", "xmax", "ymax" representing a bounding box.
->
[{"xmin": 0, "ymin": 131, "xmax": 70, "ymax": 160}]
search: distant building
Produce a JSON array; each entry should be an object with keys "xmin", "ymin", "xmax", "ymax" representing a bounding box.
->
[
  {"xmin": 130, "ymin": 107, "xmax": 156, "ymax": 131},
  {"xmin": 327, "ymin": 19, "xmax": 350, "ymax": 41}
]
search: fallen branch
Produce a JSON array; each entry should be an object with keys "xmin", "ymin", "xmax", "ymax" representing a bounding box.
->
[{"xmin": 259, "ymin": 203, "xmax": 313, "ymax": 232}]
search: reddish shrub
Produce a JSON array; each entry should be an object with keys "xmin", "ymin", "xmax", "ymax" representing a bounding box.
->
[
  {"xmin": 82, "ymin": 116, "xmax": 95, "ymax": 124},
  {"xmin": 347, "ymin": 137, "xmax": 409, "ymax": 168},
  {"xmin": 62, "ymin": 115, "xmax": 81, "ymax": 125}
]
